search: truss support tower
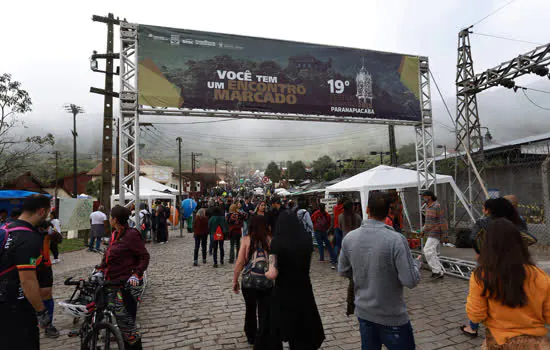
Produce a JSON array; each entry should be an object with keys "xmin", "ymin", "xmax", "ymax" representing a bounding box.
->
[{"xmin": 118, "ymin": 21, "xmax": 140, "ymax": 221}]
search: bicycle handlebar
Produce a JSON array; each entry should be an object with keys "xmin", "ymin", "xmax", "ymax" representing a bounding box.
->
[{"xmin": 64, "ymin": 276, "xmax": 126, "ymax": 287}]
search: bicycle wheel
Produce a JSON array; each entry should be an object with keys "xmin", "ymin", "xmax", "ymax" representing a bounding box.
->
[{"xmin": 82, "ymin": 322, "xmax": 125, "ymax": 350}]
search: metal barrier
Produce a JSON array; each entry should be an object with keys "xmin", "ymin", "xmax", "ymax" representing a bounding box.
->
[{"xmin": 411, "ymin": 250, "xmax": 476, "ymax": 280}]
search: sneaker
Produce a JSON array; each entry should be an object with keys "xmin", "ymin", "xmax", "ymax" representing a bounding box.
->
[
  {"xmin": 193, "ymin": 262, "xmax": 198, "ymax": 267},
  {"xmin": 213, "ymin": 264, "xmax": 218, "ymax": 268},
  {"xmin": 431, "ymin": 272, "xmax": 444, "ymax": 280},
  {"xmin": 51, "ymin": 259, "xmax": 60, "ymax": 264},
  {"xmin": 160, "ymin": 242, "xmax": 165, "ymax": 245},
  {"xmin": 331, "ymin": 265, "xmax": 336, "ymax": 270},
  {"xmin": 45, "ymin": 325, "xmax": 60, "ymax": 338}
]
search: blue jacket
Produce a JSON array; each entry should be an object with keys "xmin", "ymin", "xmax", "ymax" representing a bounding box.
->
[{"xmin": 181, "ymin": 199, "xmax": 197, "ymax": 218}]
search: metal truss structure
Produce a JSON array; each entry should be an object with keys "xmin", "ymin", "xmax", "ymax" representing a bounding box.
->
[
  {"xmin": 411, "ymin": 250, "xmax": 476, "ymax": 280},
  {"xmin": 415, "ymin": 57, "xmax": 437, "ymax": 224},
  {"xmin": 455, "ymin": 27, "xmax": 550, "ymax": 221},
  {"xmin": 118, "ymin": 21, "xmax": 140, "ymax": 221},
  {"xmin": 117, "ymin": 23, "xmax": 437, "ymax": 223}
]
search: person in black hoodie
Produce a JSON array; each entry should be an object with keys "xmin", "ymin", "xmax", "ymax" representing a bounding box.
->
[{"xmin": 266, "ymin": 207, "xmax": 325, "ymax": 349}]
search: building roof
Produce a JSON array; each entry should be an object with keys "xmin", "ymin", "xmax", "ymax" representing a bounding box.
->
[
  {"xmin": 87, "ymin": 158, "xmax": 116, "ymax": 176},
  {"xmin": 402, "ymin": 132, "xmax": 550, "ymax": 169}
]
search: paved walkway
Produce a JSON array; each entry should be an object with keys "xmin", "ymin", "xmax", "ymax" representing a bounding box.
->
[{"xmin": 42, "ymin": 230, "xmax": 484, "ymax": 350}]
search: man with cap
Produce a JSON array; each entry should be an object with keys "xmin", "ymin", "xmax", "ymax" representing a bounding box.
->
[{"xmin": 420, "ymin": 190, "xmax": 447, "ymax": 280}]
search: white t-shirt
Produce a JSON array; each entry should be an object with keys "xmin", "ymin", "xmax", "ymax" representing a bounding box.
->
[{"xmin": 90, "ymin": 211, "xmax": 108, "ymax": 225}]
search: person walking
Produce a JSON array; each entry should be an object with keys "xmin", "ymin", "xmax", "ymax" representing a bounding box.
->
[
  {"xmin": 138, "ymin": 204, "xmax": 152, "ymax": 242},
  {"xmin": 338, "ymin": 192, "xmax": 421, "ymax": 350},
  {"xmin": 209, "ymin": 205, "xmax": 228, "ymax": 268},
  {"xmin": 332, "ymin": 198, "xmax": 345, "ymax": 256},
  {"xmin": 337, "ymin": 199, "xmax": 364, "ymax": 316},
  {"xmin": 96, "ymin": 205, "xmax": 149, "ymax": 349},
  {"xmin": 49, "ymin": 211, "xmax": 62, "ymax": 264},
  {"xmin": 265, "ymin": 206, "xmax": 325, "ymax": 349},
  {"xmin": 465, "ymin": 218, "xmax": 550, "ymax": 348},
  {"xmin": 89, "ymin": 205, "xmax": 108, "ymax": 252},
  {"xmin": 182, "ymin": 197, "xmax": 198, "ymax": 233},
  {"xmin": 311, "ymin": 203, "xmax": 337, "ymax": 269},
  {"xmin": 193, "ymin": 209, "xmax": 209, "ymax": 266},
  {"xmin": 156, "ymin": 201, "xmax": 169, "ymax": 244},
  {"xmin": 227, "ymin": 204, "xmax": 244, "ymax": 264},
  {"xmin": 0, "ymin": 195, "xmax": 52, "ymax": 350},
  {"xmin": 420, "ymin": 190, "xmax": 447, "ymax": 280},
  {"xmin": 242, "ymin": 197, "xmax": 255, "ymax": 236},
  {"xmin": 36, "ymin": 222, "xmax": 60, "ymax": 338},
  {"xmin": 233, "ymin": 215, "xmax": 274, "ymax": 347}
]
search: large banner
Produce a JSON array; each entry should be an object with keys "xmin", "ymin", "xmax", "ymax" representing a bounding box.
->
[
  {"xmin": 59, "ymin": 198, "xmax": 93, "ymax": 231},
  {"xmin": 137, "ymin": 24, "xmax": 422, "ymax": 122}
]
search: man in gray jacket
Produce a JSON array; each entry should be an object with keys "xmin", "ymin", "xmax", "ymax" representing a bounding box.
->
[{"xmin": 338, "ymin": 192, "xmax": 421, "ymax": 350}]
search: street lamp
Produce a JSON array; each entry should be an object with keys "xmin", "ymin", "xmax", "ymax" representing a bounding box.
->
[
  {"xmin": 480, "ymin": 127, "xmax": 493, "ymax": 143},
  {"xmin": 370, "ymin": 151, "xmax": 390, "ymax": 165},
  {"xmin": 64, "ymin": 104, "xmax": 84, "ymax": 198}
]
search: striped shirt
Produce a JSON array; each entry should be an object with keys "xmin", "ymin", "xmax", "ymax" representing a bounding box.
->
[{"xmin": 423, "ymin": 201, "xmax": 448, "ymax": 238}]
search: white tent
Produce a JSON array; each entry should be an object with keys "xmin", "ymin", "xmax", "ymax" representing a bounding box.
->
[
  {"xmin": 325, "ymin": 165, "xmax": 475, "ymax": 224},
  {"xmin": 110, "ymin": 176, "xmax": 178, "ymax": 210}
]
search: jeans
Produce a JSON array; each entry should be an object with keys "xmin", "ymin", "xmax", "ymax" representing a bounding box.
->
[
  {"xmin": 194, "ymin": 235, "xmax": 208, "ymax": 262},
  {"xmin": 314, "ymin": 230, "xmax": 337, "ymax": 264},
  {"xmin": 242, "ymin": 287, "xmax": 271, "ymax": 347},
  {"xmin": 333, "ymin": 227, "xmax": 343, "ymax": 256},
  {"xmin": 212, "ymin": 240, "xmax": 224, "ymax": 264},
  {"xmin": 209, "ymin": 233, "xmax": 213, "ymax": 255},
  {"xmin": 229, "ymin": 235, "xmax": 241, "ymax": 263},
  {"xmin": 89, "ymin": 236, "xmax": 101, "ymax": 250},
  {"xmin": 423, "ymin": 237, "xmax": 444, "ymax": 274},
  {"xmin": 359, "ymin": 318, "xmax": 415, "ymax": 350},
  {"xmin": 50, "ymin": 240, "xmax": 59, "ymax": 259},
  {"xmin": 186, "ymin": 216, "xmax": 194, "ymax": 233},
  {"xmin": 157, "ymin": 225, "xmax": 168, "ymax": 243}
]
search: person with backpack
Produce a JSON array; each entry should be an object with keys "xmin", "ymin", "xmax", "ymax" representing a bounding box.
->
[
  {"xmin": 232, "ymin": 215, "xmax": 274, "ymax": 347},
  {"xmin": 311, "ymin": 203, "xmax": 337, "ymax": 270},
  {"xmin": 209, "ymin": 205, "xmax": 228, "ymax": 268},
  {"xmin": 139, "ymin": 203, "xmax": 152, "ymax": 242},
  {"xmin": 0, "ymin": 194, "xmax": 52, "ymax": 350},
  {"xmin": 297, "ymin": 204, "xmax": 314, "ymax": 240}
]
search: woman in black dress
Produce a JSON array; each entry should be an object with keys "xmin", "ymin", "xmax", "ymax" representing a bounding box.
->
[{"xmin": 266, "ymin": 210, "xmax": 325, "ymax": 350}]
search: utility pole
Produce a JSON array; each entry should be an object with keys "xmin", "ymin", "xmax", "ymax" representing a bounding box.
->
[
  {"xmin": 370, "ymin": 151, "xmax": 390, "ymax": 165},
  {"xmin": 388, "ymin": 125, "xmax": 398, "ymax": 166},
  {"xmin": 114, "ymin": 118, "xmax": 120, "ymax": 194},
  {"xmin": 54, "ymin": 151, "xmax": 59, "ymax": 205},
  {"xmin": 191, "ymin": 152, "xmax": 203, "ymax": 196},
  {"xmin": 224, "ymin": 161, "xmax": 232, "ymax": 188},
  {"xmin": 176, "ymin": 137, "xmax": 183, "ymax": 237},
  {"xmin": 91, "ymin": 13, "xmax": 121, "ymax": 211},
  {"xmin": 213, "ymin": 157, "xmax": 222, "ymax": 186},
  {"xmin": 64, "ymin": 104, "xmax": 84, "ymax": 198}
]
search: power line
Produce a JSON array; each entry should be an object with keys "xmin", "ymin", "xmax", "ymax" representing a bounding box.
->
[
  {"xmin": 429, "ymin": 69, "xmax": 456, "ymax": 129},
  {"xmin": 471, "ymin": 0, "xmax": 520, "ymax": 27},
  {"xmin": 139, "ymin": 118, "xmax": 239, "ymax": 125},
  {"xmin": 515, "ymin": 86, "xmax": 550, "ymax": 95},
  {"xmin": 472, "ymin": 32, "xmax": 543, "ymax": 46},
  {"xmin": 521, "ymin": 89, "xmax": 550, "ymax": 111}
]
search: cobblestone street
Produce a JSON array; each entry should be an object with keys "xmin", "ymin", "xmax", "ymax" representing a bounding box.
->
[{"xmin": 42, "ymin": 230, "xmax": 483, "ymax": 350}]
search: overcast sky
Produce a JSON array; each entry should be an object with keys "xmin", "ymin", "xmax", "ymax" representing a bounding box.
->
[{"xmin": 2, "ymin": 0, "xmax": 549, "ymax": 161}]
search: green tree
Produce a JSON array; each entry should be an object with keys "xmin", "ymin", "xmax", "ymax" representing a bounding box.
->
[
  {"xmin": 264, "ymin": 161, "xmax": 281, "ymax": 183},
  {"xmin": 86, "ymin": 179, "xmax": 101, "ymax": 198},
  {"xmin": 0, "ymin": 73, "xmax": 55, "ymax": 177},
  {"xmin": 288, "ymin": 161, "xmax": 307, "ymax": 181},
  {"xmin": 397, "ymin": 143, "xmax": 417, "ymax": 165},
  {"xmin": 312, "ymin": 155, "xmax": 335, "ymax": 180}
]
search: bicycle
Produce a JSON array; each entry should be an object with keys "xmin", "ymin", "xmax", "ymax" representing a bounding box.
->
[{"xmin": 59, "ymin": 276, "xmax": 126, "ymax": 350}]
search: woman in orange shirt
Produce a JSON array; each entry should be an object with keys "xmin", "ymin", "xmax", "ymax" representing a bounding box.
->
[{"xmin": 465, "ymin": 218, "xmax": 550, "ymax": 348}]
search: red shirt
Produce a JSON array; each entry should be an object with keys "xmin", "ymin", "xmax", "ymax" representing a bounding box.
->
[
  {"xmin": 333, "ymin": 204, "xmax": 344, "ymax": 228},
  {"xmin": 193, "ymin": 216, "xmax": 209, "ymax": 237},
  {"xmin": 100, "ymin": 227, "xmax": 150, "ymax": 281}
]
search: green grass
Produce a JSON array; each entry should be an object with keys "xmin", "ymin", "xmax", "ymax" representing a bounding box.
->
[{"xmin": 58, "ymin": 239, "xmax": 87, "ymax": 254}]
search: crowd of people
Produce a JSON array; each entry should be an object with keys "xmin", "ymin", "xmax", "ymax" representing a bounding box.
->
[{"xmin": 1, "ymin": 188, "xmax": 549, "ymax": 349}]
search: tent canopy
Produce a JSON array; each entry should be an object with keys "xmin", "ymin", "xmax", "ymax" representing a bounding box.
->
[
  {"xmin": 0, "ymin": 190, "xmax": 51, "ymax": 199},
  {"xmin": 325, "ymin": 165, "xmax": 475, "ymax": 224},
  {"xmin": 111, "ymin": 176, "xmax": 177, "ymax": 201},
  {"xmin": 326, "ymin": 165, "xmax": 454, "ymax": 193}
]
